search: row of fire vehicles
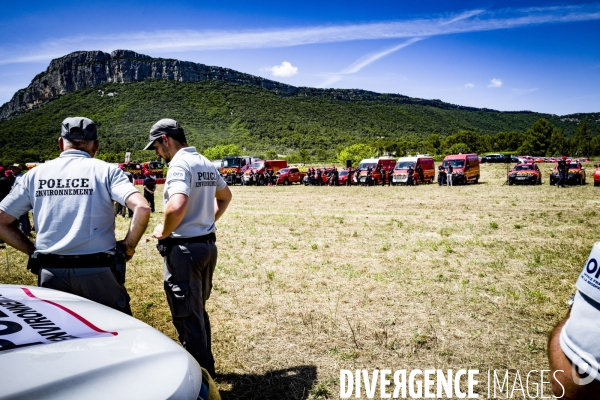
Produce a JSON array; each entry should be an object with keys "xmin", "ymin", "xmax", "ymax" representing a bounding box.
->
[
  {"xmin": 118, "ymin": 161, "xmax": 164, "ymax": 179},
  {"xmin": 216, "ymin": 154, "xmax": 482, "ymax": 186},
  {"xmin": 302, "ymin": 154, "xmax": 480, "ymax": 186}
]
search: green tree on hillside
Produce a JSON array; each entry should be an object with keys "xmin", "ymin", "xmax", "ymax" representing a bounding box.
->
[
  {"xmin": 443, "ymin": 130, "xmax": 487, "ymax": 154},
  {"xmin": 446, "ymin": 143, "xmax": 471, "ymax": 155},
  {"xmin": 516, "ymin": 140, "xmax": 535, "ymax": 156},
  {"xmin": 314, "ymin": 149, "xmax": 328, "ymax": 162},
  {"xmin": 523, "ymin": 118, "xmax": 554, "ymax": 156},
  {"xmin": 297, "ymin": 149, "xmax": 310, "ymax": 165},
  {"xmin": 203, "ymin": 144, "xmax": 242, "ymax": 160},
  {"xmin": 423, "ymin": 134, "xmax": 442, "ymax": 155},
  {"xmin": 571, "ymin": 121, "xmax": 592, "ymax": 157},
  {"xmin": 489, "ymin": 131, "xmax": 524, "ymax": 152},
  {"xmin": 546, "ymin": 128, "xmax": 567, "ymax": 156},
  {"xmin": 337, "ymin": 144, "xmax": 377, "ymax": 166}
]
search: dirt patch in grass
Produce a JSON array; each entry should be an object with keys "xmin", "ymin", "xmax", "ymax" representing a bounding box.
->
[{"xmin": 1, "ymin": 163, "xmax": 596, "ymax": 398}]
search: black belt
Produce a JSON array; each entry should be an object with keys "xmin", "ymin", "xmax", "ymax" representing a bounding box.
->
[
  {"xmin": 159, "ymin": 232, "xmax": 216, "ymax": 246},
  {"xmin": 30, "ymin": 252, "xmax": 113, "ymax": 269}
]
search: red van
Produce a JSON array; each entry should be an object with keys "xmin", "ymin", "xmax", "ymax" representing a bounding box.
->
[
  {"xmin": 392, "ymin": 155, "xmax": 435, "ymax": 185},
  {"xmin": 442, "ymin": 154, "xmax": 480, "ymax": 184},
  {"xmin": 353, "ymin": 157, "xmax": 396, "ymax": 185}
]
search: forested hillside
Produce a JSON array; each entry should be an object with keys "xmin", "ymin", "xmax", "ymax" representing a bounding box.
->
[{"xmin": 0, "ymin": 79, "xmax": 598, "ymax": 164}]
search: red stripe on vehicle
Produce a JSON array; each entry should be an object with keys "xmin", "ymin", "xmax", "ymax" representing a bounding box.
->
[{"xmin": 21, "ymin": 287, "xmax": 118, "ymax": 336}]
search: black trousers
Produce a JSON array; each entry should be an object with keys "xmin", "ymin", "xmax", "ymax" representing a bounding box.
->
[
  {"xmin": 145, "ymin": 194, "xmax": 155, "ymax": 212},
  {"xmin": 163, "ymin": 241, "xmax": 218, "ymax": 375}
]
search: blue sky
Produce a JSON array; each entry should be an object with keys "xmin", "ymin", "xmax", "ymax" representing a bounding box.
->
[{"xmin": 0, "ymin": 0, "xmax": 599, "ymax": 115}]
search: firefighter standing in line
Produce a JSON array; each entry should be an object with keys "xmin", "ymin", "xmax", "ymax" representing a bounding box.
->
[
  {"xmin": 407, "ymin": 165, "xmax": 415, "ymax": 186},
  {"xmin": 331, "ymin": 167, "xmax": 339, "ymax": 186},
  {"xmin": 365, "ymin": 166, "xmax": 372, "ymax": 186},
  {"xmin": 438, "ymin": 164, "xmax": 446, "ymax": 186},
  {"xmin": 143, "ymin": 170, "xmax": 156, "ymax": 212},
  {"xmin": 557, "ymin": 156, "xmax": 568, "ymax": 188},
  {"xmin": 446, "ymin": 162, "xmax": 454, "ymax": 186},
  {"xmin": 416, "ymin": 163, "xmax": 424, "ymax": 184}
]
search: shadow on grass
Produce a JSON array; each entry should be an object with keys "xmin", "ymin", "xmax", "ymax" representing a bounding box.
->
[{"xmin": 217, "ymin": 365, "xmax": 318, "ymax": 400}]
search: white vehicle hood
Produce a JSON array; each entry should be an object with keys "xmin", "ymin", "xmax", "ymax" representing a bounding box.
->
[{"xmin": 0, "ymin": 285, "xmax": 202, "ymax": 400}]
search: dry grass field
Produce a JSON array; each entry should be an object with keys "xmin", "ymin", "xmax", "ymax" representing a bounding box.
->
[{"xmin": 2, "ymin": 163, "xmax": 599, "ymax": 399}]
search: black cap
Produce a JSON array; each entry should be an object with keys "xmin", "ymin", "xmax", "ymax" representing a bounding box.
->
[
  {"xmin": 143, "ymin": 118, "xmax": 183, "ymax": 150},
  {"xmin": 61, "ymin": 117, "xmax": 97, "ymax": 140}
]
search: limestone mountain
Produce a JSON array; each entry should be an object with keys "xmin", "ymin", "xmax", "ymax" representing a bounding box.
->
[
  {"xmin": 0, "ymin": 50, "xmax": 598, "ymax": 164},
  {"xmin": 1, "ymin": 49, "xmax": 519, "ymax": 121}
]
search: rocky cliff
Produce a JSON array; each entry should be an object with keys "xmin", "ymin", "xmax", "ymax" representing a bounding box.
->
[{"xmin": 0, "ymin": 49, "xmax": 505, "ymax": 121}]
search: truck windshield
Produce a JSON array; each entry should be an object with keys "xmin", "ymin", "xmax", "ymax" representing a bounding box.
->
[
  {"xmin": 569, "ymin": 163, "xmax": 579, "ymax": 169},
  {"xmin": 443, "ymin": 160, "xmax": 465, "ymax": 168},
  {"xmin": 395, "ymin": 161, "xmax": 415, "ymax": 169},
  {"xmin": 358, "ymin": 163, "xmax": 376, "ymax": 170},
  {"xmin": 514, "ymin": 165, "xmax": 534, "ymax": 171},
  {"xmin": 250, "ymin": 162, "xmax": 264, "ymax": 169},
  {"xmin": 223, "ymin": 158, "xmax": 241, "ymax": 167}
]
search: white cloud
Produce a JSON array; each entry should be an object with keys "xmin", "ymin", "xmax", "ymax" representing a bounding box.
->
[
  {"xmin": 318, "ymin": 38, "xmax": 423, "ymax": 87},
  {"xmin": 488, "ymin": 78, "xmax": 502, "ymax": 88},
  {"xmin": 511, "ymin": 87, "xmax": 539, "ymax": 95},
  {"xmin": 341, "ymin": 38, "xmax": 424, "ymax": 74},
  {"xmin": 318, "ymin": 75, "xmax": 343, "ymax": 87},
  {"xmin": 1, "ymin": 4, "xmax": 600, "ymax": 65},
  {"xmin": 268, "ymin": 61, "xmax": 298, "ymax": 77},
  {"xmin": 465, "ymin": 83, "xmax": 474, "ymax": 88}
]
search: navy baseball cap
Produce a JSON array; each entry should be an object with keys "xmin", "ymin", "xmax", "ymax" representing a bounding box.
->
[
  {"xmin": 143, "ymin": 118, "xmax": 183, "ymax": 150},
  {"xmin": 61, "ymin": 117, "xmax": 97, "ymax": 140}
]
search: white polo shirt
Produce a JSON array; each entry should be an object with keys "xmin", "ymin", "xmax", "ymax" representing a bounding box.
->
[
  {"xmin": 164, "ymin": 147, "xmax": 227, "ymax": 238},
  {"xmin": 0, "ymin": 150, "xmax": 138, "ymax": 255},
  {"xmin": 561, "ymin": 242, "xmax": 600, "ymax": 382}
]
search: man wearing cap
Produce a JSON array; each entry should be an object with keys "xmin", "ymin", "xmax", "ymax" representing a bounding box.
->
[
  {"xmin": 145, "ymin": 118, "xmax": 232, "ymax": 377},
  {"xmin": 0, "ymin": 117, "xmax": 150, "ymax": 314}
]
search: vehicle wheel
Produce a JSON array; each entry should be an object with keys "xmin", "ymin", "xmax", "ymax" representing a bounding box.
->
[
  {"xmin": 509, "ymin": 180, "xmax": 513, "ymax": 185},
  {"xmin": 595, "ymin": 181, "xmax": 599, "ymax": 187},
  {"xmin": 429, "ymin": 177, "xmax": 434, "ymax": 184},
  {"xmin": 283, "ymin": 179, "xmax": 290, "ymax": 186},
  {"xmin": 391, "ymin": 182, "xmax": 396, "ymax": 186},
  {"xmin": 258, "ymin": 177, "xmax": 265, "ymax": 186},
  {"xmin": 474, "ymin": 175, "xmax": 479, "ymax": 184}
]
